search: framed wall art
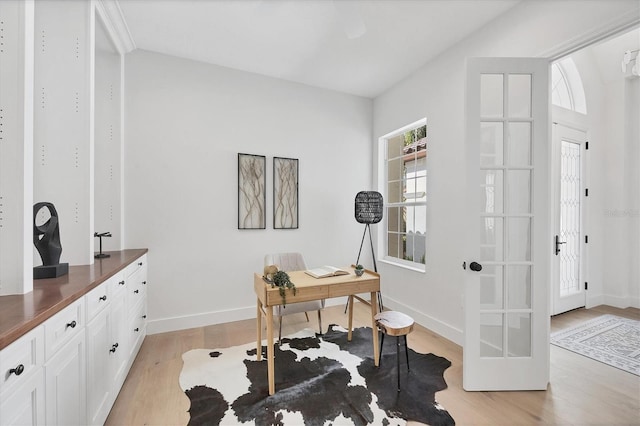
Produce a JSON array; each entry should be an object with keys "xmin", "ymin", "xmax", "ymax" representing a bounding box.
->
[
  {"xmin": 273, "ymin": 157, "xmax": 298, "ymax": 229},
  {"xmin": 238, "ymin": 153, "xmax": 266, "ymax": 229}
]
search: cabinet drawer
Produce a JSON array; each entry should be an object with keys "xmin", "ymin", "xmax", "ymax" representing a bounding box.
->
[
  {"xmin": 44, "ymin": 299, "xmax": 84, "ymax": 360},
  {"xmin": 86, "ymin": 278, "xmax": 111, "ymax": 321},
  {"xmin": 0, "ymin": 326, "xmax": 44, "ymax": 395},
  {"xmin": 124, "ymin": 254, "xmax": 146, "ymax": 279},
  {"xmin": 126, "ymin": 267, "xmax": 147, "ymax": 313},
  {"xmin": 111, "ymin": 270, "xmax": 127, "ymax": 300}
]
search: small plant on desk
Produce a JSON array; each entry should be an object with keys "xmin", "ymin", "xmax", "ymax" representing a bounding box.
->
[
  {"xmin": 271, "ymin": 270, "xmax": 296, "ymax": 305},
  {"xmin": 354, "ymin": 264, "xmax": 364, "ymax": 277}
]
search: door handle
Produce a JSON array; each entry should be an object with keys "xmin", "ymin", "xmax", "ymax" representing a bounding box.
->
[
  {"xmin": 555, "ymin": 235, "xmax": 566, "ymax": 255},
  {"xmin": 462, "ymin": 261, "xmax": 483, "ymax": 272}
]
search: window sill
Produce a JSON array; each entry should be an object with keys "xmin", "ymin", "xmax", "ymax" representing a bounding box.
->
[{"xmin": 379, "ymin": 257, "xmax": 426, "ymax": 273}]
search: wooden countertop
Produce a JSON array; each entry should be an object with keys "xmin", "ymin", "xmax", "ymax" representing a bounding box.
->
[{"xmin": 0, "ymin": 248, "xmax": 148, "ymax": 351}]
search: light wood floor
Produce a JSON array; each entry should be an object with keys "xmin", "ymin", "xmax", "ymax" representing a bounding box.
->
[{"xmin": 106, "ymin": 304, "xmax": 640, "ymax": 426}]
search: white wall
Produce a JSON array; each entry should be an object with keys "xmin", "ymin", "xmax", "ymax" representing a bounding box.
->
[
  {"xmin": 124, "ymin": 50, "xmax": 373, "ymax": 333},
  {"xmin": 601, "ymin": 75, "xmax": 640, "ymax": 307},
  {"xmin": 569, "ymin": 36, "xmax": 640, "ymax": 309},
  {"xmin": 373, "ymin": 0, "xmax": 640, "ymax": 344}
]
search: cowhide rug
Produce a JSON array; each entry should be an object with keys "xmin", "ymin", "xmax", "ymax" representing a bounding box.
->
[{"xmin": 180, "ymin": 324, "xmax": 454, "ymax": 425}]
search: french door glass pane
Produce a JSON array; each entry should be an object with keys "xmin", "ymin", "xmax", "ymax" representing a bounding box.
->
[
  {"xmin": 508, "ymin": 265, "xmax": 532, "ymax": 309},
  {"xmin": 480, "ymin": 217, "xmax": 504, "ymax": 261},
  {"xmin": 480, "ymin": 265, "xmax": 504, "ymax": 309},
  {"xmin": 508, "ymin": 122, "xmax": 532, "ymax": 165},
  {"xmin": 507, "ymin": 313, "xmax": 531, "ymax": 357},
  {"xmin": 481, "ymin": 122, "xmax": 504, "ymax": 166},
  {"xmin": 480, "ymin": 170, "xmax": 504, "ymax": 214},
  {"xmin": 507, "ymin": 218, "xmax": 532, "ymax": 261},
  {"xmin": 480, "ymin": 313, "xmax": 503, "ymax": 357},
  {"xmin": 481, "ymin": 74, "xmax": 504, "ymax": 117},
  {"xmin": 507, "ymin": 170, "xmax": 531, "ymax": 213},
  {"xmin": 508, "ymin": 74, "xmax": 532, "ymax": 118}
]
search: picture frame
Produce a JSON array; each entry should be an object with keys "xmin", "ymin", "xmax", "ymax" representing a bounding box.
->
[
  {"xmin": 238, "ymin": 153, "xmax": 266, "ymax": 229},
  {"xmin": 273, "ymin": 157, "xmax": 299, "ymax": 229}
]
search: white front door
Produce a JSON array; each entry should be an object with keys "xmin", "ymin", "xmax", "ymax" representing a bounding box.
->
[
  {"xmin": 464, "ymin": 57, "xmax": 550, "ymax": 391},
  {"xmin": 551, "ymin": 123, "xmax": 587, "ymax": 315}
]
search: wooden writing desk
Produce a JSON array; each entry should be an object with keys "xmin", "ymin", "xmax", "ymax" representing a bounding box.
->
[{"xmin": 254, "ymin": 268, "xmax": 380, "ymax": 395}]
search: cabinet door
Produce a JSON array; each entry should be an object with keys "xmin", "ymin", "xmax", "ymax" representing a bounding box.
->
[
  {"xmin": 86, "ymin": 308, "xmax": 111, "ymax": 425},
  {"xmin": 45, "ymin": 332, "xmax": 86, "ymax": 426},
  {"xmin": 109, "ymin": 293, "xmax": 128, "ymax": 391},
  {"xmin": 0, "ymin": 368, "xmax": 45, "ymax": 426}
]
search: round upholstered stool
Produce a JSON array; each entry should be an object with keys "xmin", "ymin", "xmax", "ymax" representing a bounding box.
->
[{"xmin": 374, "ymin": 311, "xmax": 415, "ymax": 392}]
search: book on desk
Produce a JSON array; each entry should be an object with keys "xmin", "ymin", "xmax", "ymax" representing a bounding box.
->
[{"xmin": 305, "ymin": 265, "xmax": 350, "ymax": 279}]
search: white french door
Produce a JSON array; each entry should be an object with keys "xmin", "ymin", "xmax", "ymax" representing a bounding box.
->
[
  {"xmin": 464, "ymin": 57, "xmax": 550, "ymax": 391},
  {"xmin": 551, "ymin": 123, "xmax": 587, "ymax": 315}
]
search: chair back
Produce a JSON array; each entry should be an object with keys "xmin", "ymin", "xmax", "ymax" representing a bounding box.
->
[{"xmin": 264, "ymin": 252, "xmax": 307, "ymax": 272}]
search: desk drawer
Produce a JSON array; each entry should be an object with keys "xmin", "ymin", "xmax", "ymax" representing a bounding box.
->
[{"xmin": 0, "ymin": 326, "xmax": 44, "ymax": 395}]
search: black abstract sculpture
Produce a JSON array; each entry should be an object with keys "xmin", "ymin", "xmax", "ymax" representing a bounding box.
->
[{"xmin": 33, "ymin": 202, "xmax": 69, "ymax": 279}]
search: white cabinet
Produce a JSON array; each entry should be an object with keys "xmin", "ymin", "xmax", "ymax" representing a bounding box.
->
[
  {"xmin": 85, "ymin": 253, "xmax": 147, "ymax": 425},
  {"xmin": 0, "ymin": 327, "xmax": 45, "ymax": 426},
  {"xmin": 43, "ymin": 299, "xmax": 86, "ymax": 426},
  {"xmin": 44, "ymin": 332, "xmax": 86, "ymax": 426},
  {"xmin": 0, "ymin": 252, "xmax": 147, "ymax": 426},
  {"xmin": 125, "ymin": 254, "xmax": 148, "ymax": 360},
  {"xmin": 86, "ymin": 272, "xmax": 129, "ymax": 426}
]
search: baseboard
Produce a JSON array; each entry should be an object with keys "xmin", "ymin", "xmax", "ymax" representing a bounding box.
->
[
  {"xmin": 603, "ymin": 294, "xmax": 640, "ymax": 309},
  {"xmin": 586, "ymin": 294, "xmax": 605, "ymax": 308},
  {"xmin": 147, "ymin": 306, "xmax": 256, "ymax": 335},
  {"xmin": 146, "ymin": 296, "xmax": 464, "ymax": 346},
  {"xmin": 379, "ymin": 296, "xmax": 463, "ymax": 346},
  {"xmin": 146, "ymin": 297, "xmax": 354, "ymax": 335}
]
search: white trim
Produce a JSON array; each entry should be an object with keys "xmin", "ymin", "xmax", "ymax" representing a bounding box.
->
[
  {"xmin": 603, "ymin": 295, "xmax": 640, "ymax": 310},
  {"xmin": 377, "ymin": 118, "xmax": 428, "ymax": 271},
  {"xmin": 543, "ymin": 10, "xmax": 640, "ymax": 61},
  {"xmin": 379, "ymin": 257, "xmax": 425, "ymax": 273},
  {"xmin": 381, "ymin": 295, "xmax": 463, "ymax": 346},
  {"xmin": 94, "ymin": 0, "xmax": 135, "ymax": 55},
  {"xmin": 147, "ymin": 306, "xmax": 256, "ymax": 335}
]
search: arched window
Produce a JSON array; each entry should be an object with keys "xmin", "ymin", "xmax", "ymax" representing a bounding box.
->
[{"xmin": 551, "ymin": 57, "xmax": 587, "ymax": 114}]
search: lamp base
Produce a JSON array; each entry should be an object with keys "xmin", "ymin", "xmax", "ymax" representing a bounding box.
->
[
  {"xmin": 95, "ymin": 253, "xmax": 110, "ymax": 259},
  {"xmin": 34, "ymin": 263, "xmax": 69, "ymax": 279}
]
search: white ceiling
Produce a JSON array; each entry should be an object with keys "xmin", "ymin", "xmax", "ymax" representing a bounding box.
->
[{"xmin": 117, "ymin": 0, "xmax": 521, "ymax": 98}]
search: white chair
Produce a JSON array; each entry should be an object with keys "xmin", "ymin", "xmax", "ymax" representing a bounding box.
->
[{"xmin": 264, "ymin": 253, "xmax": 324, "ymax": 343}]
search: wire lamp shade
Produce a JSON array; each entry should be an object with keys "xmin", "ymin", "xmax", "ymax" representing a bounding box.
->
[{"xmin": 355, "ymin": 191, "xmax": 383, "ymax": 224}]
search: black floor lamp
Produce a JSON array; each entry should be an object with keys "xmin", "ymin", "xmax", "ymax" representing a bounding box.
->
[{"xmin": 352, "ymin": 190, "xmax": 384, "ymax": 312}]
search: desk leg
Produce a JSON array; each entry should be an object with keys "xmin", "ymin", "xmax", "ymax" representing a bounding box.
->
[
  {"xmin": 371, "ymin": 291, "xmax": 380, "ymax": 367},
  {"xmin": 266, "ymin": 305, "xmax": 275, "ymax": 395},
  {"xmin": 347, "ymin": 295, "xmax": 354, "ymax": 341},
  {"xmin": 256, "ymin": 299, "xmax": 262, "ymax": 361}
]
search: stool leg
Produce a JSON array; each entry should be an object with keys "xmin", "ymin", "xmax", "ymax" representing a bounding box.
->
[
  {"xmin": 396, "ymin": 336, "xmax": 401, "ymax": 392},
  {"xmin": 404, "ymin": 335, "xmax": 410, "ymax": 372},
  {"xmin": 379, "ymin": 331, "xmax": 385, "ymax": 366}
]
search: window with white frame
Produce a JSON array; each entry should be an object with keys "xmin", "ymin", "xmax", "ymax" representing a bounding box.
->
[{"xmin": 380, "ymin": 120, "xmax": 427, "ymax": 268}]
